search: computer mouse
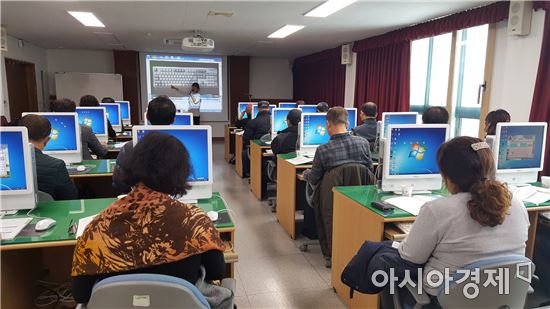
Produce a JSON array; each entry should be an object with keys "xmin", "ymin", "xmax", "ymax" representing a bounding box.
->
[
  {"xmin": 207, "ymin": 211, "xmax": 219, "ymax": 222},
  {"xmin": 35, "ymin": 218, "xmax": 57, "ymax": 232},
  {"xmin": 76, "ymin": 165, "xmax": 86, "ymax": 172}
]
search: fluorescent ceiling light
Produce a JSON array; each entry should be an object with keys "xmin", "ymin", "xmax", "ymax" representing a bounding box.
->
[
  {"xmin": 268, "ymin": 25, "xmax": 305, "ymax": 39},
  {"xmin": 68, "ymin": 11, "xmax": 105, "ymax": 27},
  {"xmin": 305, "ymin": 0, "xmax": 358, "ymax": 18}
]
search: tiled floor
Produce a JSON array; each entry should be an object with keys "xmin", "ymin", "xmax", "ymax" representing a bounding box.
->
[{"xmin": 211, "ymin": 141, "xmax": 345, "ymax": 308}]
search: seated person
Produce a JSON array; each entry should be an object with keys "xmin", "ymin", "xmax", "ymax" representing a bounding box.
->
[
  {"xmin": 398, "ymin": 136, "xmax": 528, "ymax": 298},
  {"xmin": 271, "ymin": 109, "xmax": 302, "ymax": 155},
  {"xmin": 71, "ymin": 132, "xmax": 226, "ymax": 304},
  {"xmin": 484, "ymin": 109, "xmax": 511, "ymax": 136},
  {"xmin": 422, "ymin": 106, "xmax": 449, "ymax": 124},
  {"xmin": 316, "ymin": 101, "xmax": 329, "ymax": 113},
  {"xmin": 17, "ymin": 115, "xmax": 78, "ymax": 200},
  {"xmin": 296, "ymin": 99, "xmax": 305, "ymax": 105},
  {"xmin": 113, "ymin": 95, "xmax": 176, "ymax": 193},
  {"xmin": 352, "ymin": 102, "xmax": 377, "ymax": 145},
  {"xmin": 242, "ymin": 101, "xmax": 271, "ymax": 176},
  {"xmin": 51, "ymin": 99, "xmax": 108, "ymax": 160},
  {"xmin": 79, "ymin": 95, "xmax": 116, "ymax": 138},
  {"xmin": 235, "ymin": 103, "xmax": 253, "ymax": 129}
]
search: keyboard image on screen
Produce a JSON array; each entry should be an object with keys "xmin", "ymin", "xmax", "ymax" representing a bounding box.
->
[{"xmin": 152, "ymin": 66, "xmax": 218, "ymax": 88}]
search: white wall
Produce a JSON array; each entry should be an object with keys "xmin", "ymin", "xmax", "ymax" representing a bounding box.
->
[
  {"xmin": 46, "ymin": 49, "xmax": 115, "ymax": 96},
  {"xmin": 249, "ymin": 57, "xmax": 293, "ymax": 99},
  {"xmin": 489, "ymin": 9, "xmax": 546, "ymax": 122},
  {"xmin": 344, "ymin": 52, "xmax": 357, "ymax": 107}
]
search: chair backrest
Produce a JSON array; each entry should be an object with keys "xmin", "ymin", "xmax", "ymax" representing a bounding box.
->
[
  {"xmin": 267, "ymin": 159, "xmax": 277, "ymax": 182},
  {"xmin": 37, "ymin": 190, "xmax": 54, "ymax": 202},
  {"xmin": 85, "ymin": 274, "xmax": 210, "ymax": 309},
  {"xmin": 438, "ymin": 255, "xmax": 534, "ymax": 309}
]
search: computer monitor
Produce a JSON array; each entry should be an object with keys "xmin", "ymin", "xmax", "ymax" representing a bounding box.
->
[
  {"xmin": 298, "ymin": 105, "xmax": 318, "ymax": 113},
  {"xmin": 99, "ymin": 103, "xmax": 122, "ymax": 133},
  {"xmin": 21, "ymin": 112, "xmax": 82, "ymax": 164},
  {"xmin": 115, "ymin": 101, "xmax": 131, "ymax": 126},
  {"xmin": 251, "ymin": 104, "xmax": 276, "ymax": 119},
  {"xmin": 0, "ymin": 127, "xmax": 37, "ymax": 211},
  {"xmin": 132, "ymin": 125, "xmax": 212, "ymax": 201},
  {"xmin": 382, "ymin": 124, "xmax": 450, "ymax": 193},
  {"xmin": 76, "ymin": 107, "xmax": 108, "ymax": 144},
  {"xmin": 146, "ymin": 112, "xmax": 193, "ymax": 126},
  {"xmin": 493, "ymin": 122, "xmax": 547, "ymax": 185},
  {"xmin": 298, "ymin": 113, "xmax": 329, "ymax": 157},
  {"xmin": 345, "ymin": 108, "xmax": 358, "ymax": 130},
  {"xmin": 238, "ymin": 102, "xmax": 257, "ymax": 119},
  {"xmin": 271, "ymin": 108, "xmax": 293, "ymax": 137},
  {"xmin": 381, "ymin": 112, "xmax": 418, "ymax": 139},
  {"xmin": 279, "ymin": 102, "xmax": 297, "ymax": 108}
]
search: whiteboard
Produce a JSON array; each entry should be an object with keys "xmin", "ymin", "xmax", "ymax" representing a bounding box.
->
[{"xmin": 55, "ymin": 72, "xmax": 123, "ymax": 103}]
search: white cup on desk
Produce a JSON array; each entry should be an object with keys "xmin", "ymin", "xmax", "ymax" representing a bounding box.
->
[
  {"xmin": 401, "ymin": 185, "xmax": 413, "ymax": 197},
  {"xmin": 541, "ymin": 176, "xmax": 550, "ymax": 188}
]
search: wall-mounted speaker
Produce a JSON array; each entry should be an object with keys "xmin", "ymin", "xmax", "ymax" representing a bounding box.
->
[
  {"xmin": 0, "ymin": 27, "xmax": 7, "ymax": 51},
  {"xmin": 341, "ymin": 43, "xmax": 352, "ymax": 65},
  {"xmin": 508, "ymin": 1, "xmax": 532, "ymax": 36}
]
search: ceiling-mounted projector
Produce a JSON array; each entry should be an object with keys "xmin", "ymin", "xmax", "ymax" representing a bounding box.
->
[{"xmin": 182, "ymin": 31, "xmax": 214, "ymax": 52}]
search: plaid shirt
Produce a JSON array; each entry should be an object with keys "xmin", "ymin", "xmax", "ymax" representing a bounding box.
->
[{"xmin": 304, "ymin": 133, "xmax": 373, "ymax": 186}]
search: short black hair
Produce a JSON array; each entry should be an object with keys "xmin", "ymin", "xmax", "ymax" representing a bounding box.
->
[
  {"xmin": 485, "ymin": 109, "xmax": 511, "ymax": 135},
  {"xmin": 18, "ymin": 114, "xmax": 51, "ymax": 141},
  {"xmin": 287, "ymin": 109, "xmax": 302, "ymax": 126},
  {"xmin": 191, "ymin": 82, "xmax": 200, "ymax": 89},
  {"xmin": 296, "ymin": 100, "xmax": 305, "ymax": 105},
  {"xmin": 422, "ymin": 107, "xmax": 449, "ymax": 124},
  {"xmin": 147, "ymin": 96, "xmax": 176, "ymax": 125},
  {"xmin": 123, "ymin": 132, "xmax": 192, "ymax": 197},
  {"xmin": 101, "ymin": 97, "xmax": 115, "ymax": 103},
  {"xmin": 361, "ymin": 102, "xmax": 377, "ymax": 117},
  {"xmin": 80, "ymin": 95, "xmax": 100, "ymax": 107},
  {"xmin": 51, "ymin": 98, "xmax": 76, "ymax": 112},
  {"xmin": 317, "ymin": 102, "xmax": 329, "ymax": 113}
]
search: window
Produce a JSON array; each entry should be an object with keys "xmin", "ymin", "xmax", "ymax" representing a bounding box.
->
[{"xmin": 410, "ymin": 24, "xmax": 490, "ymax": 137}]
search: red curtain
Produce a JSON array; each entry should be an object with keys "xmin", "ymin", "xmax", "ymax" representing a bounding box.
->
[
  {"xmin": 292, "ymin": 47, "xmax": 346, "ymax": 107},
  {"xmin": 529, "ymin": 5, "xmax": 550, "ymax": 175},
  {"xmin": 353, "ymin": 41, "xmax": 410, "ymax": 114}
]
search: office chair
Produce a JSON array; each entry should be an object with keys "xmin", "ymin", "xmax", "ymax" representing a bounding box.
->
[
  {"xmin": 78, "ymin": 274, "xmax": 211, "ymax": 309},
  {"xmin": 37, "ymin": 191, "xmax": 54, "ymax": 202},
  {"xmin": 266, "ymin": 159, "xmax": 277, "ymax": 211},
  {"xmin": 393, "ymin": 255, "xmax": 535, "ymax": 309}
]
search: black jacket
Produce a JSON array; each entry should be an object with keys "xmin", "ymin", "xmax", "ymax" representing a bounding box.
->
[
  {"xmin": 271, "ymin": 126, "xmax": 298, "ymax": 155},
  {"xmin": 107, "ymin": 119, "xmax": 116, "ymax": 139},
  {"xmin": 352, "ymin": 118, "xmax": 377, "ymax": 144},
  {"xmin": 243, "ymin": 110, "xmax": 271, "ymax": 146},
  {"xmin": 34, "ymin": 148, "xmax": 79, "ymax": 200}
]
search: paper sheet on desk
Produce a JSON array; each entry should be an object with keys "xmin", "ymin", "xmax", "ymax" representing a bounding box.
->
[
  {"xmin": 113, "ymin": 142, "xmax": 128, "ymax": 149},
  {"xmin": 511, "ymin": 186, "xmax": 550, "ymax": 205},
  {"xmin": 264, "ymin": 149, "xmax": 273, "ymax": 155},
  {"xmin": 384, "ymin": 196, "xmax": 431, "ymax": 216},
  {"xmin": 76, "ymin": 215, "xmax": 97, "ymax": 238},
  {"xmin": 287, "ymin": 156, "xmax": 313, "ymax": 165},
  {"xmin": 0, "ymin": 217, "xmax": 32, "ymax": 240},
  {"xmin": 235, "ymin": 131, "xmax": 245, "ymax": 136}
]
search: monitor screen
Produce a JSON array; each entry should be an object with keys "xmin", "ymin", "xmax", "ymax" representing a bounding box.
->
[
  {"xmin": 496, "ymin": 125, "xmax": 545, "ymax": 170},
  {"xmin": 0, "ymin": 131, "xmax": 27, "ymax": 191},
  {"xmin": 135, "ymin": 128, "xmax": 209, "ymax": 182},
  {"xmin": 272, "ymin": 108, "xmax": 292, "ymax": 133},
  {"xmin": 76, "ymin": 107, "xmax": 106, "ymax": 135},
  {"xmin": 116, "ymin": 101, "xmax": 130, "ymax": 120},
  {"xmin": 100, "ymin": 103, "xmax": 121, "ymax": 126},
  {"xmin": 252, "ymin": 105, "xmax": 275, "ymax": 118},
  {"xmin": 383, "ymin": 113, "xmax": 418, "ymax": 138},
  {"xmin": 174, "ymin": 114, "xmax": 192, "ymax": 125},
  {"xmin": 299, "ymin": 105, "xmax": 318, "ymax": 113},
  {"xmin": 302, "ymin": 114, "xmax": 330, "ymax": 146},
  {"xmin": 279, "ymin": 103, "xmax": 297, "ymax": 108},
  {"xmin": 387, "ymin": 127, "xmax": 447, "ymax": 175},
  {"xmin": 42, "ymin": 114, "xmax": 78, "ymax": 151},
  {"xmin": 238, "ymin": 102, "xmax": 256, "ymax": 119},
  {"xmin": 346, "ymin": 108, "xmax": 357, "ymax": 130}
]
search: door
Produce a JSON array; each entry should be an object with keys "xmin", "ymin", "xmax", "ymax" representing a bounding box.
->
[{"xmin": 4, "ymin": 58, "xmax": 38, "ymax": 120}]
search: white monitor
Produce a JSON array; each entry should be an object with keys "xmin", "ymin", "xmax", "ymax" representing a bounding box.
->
[
  {"xmin": 251, "ymin": 104, "xmax": 276, "ymax": 119},
  {"xmin": 485, "ymin": 135, "xmax": 495, "ymax": 150},
  {"xmin": 145, "ymin": 112, "xmax": 193, "ymax": 126},
  {"xmin": 271, "ymin": 108, "xmax": 293, "ymax": 137},
  {"xmin": 76, "ymin": 107, "xmax": 108, "ymax": 144},
  {"xmin": 345, "ymin": 107, "xmax": 358, "ymax": 131},
  {"xmin": 298, "ymin": 104, "xmax": 318, "ymax": 113},
  {"xmin": 99, "ymin": 103, "xmax": 122, "ymax": 133},
  {"xmin": 0, "ymin": 127, "xmax": 37, "ymax": 211},
  {"xmin": 279, "ymin": 102, "xmax": 297, "ymax": 108},
  {"xmin": 493, "ymin": 122, "xmax": 547, "ymax": 185},
  {"xmin": 21, "ymin": 112, "xmax": 82, "ymax": 164},
  {"xmin": 115, "ymin": 101, "xmax": 131, "ymax": 126},
  {"xmin": 298, "ymin": 112, "xmax": 329, "ymax": 157},
  {"xmin": 382, "ymin": 124, "xmax": 450, "ymax": 193},
  {"xmin": 238, "ymin": 102, "xmax": 257, "ymax": 119},
  {"xmin": 381, "ymin": 112, "xmax": 419, "ymax": 139},
  {"xmin": 132, "ymin": 125, "xmax": 213, "ymax": 201}
]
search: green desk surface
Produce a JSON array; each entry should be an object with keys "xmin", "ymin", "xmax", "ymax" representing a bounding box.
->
[
  {"xmin": 251, "ymin": 139, "xmax": 270, "ymax": 147},
  {"xmin": 69, "ymin": 159, "xmax": 116, "ymax": 175},
  {"xmin": 334, "ymin": 183, "xmax": 550, "ymax": 219},
  {"xmin": 1, "ymin": 192, "xmax": 233, "ymax": 247}
]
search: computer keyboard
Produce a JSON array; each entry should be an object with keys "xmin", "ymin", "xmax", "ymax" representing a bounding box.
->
[{"xmin": 152, "ymin": 66, "xmax": 218, "ymax": 88}]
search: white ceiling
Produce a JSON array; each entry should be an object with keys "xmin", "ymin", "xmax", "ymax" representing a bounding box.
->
[{"xmin": 1, "ymin": 1, "xmax": 492, "ymax": 59}]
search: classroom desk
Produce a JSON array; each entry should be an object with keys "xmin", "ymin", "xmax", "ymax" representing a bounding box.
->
[
  {"xmin": 235, "ymin": 133, "xmax": 244, "ymax": 177},
  {"xmin": 0, "ymin": 193, "xmax": 238, "ymax": 308},
  {"xmin": 276, "ymin": 153, "xmax": 312, "ymax": 239},
  {"xmin": 330, "ymin": 185, "xmax": 550, "ymax": 309},
  {"xmin": 68, "ymin": 159, "xmax": 118, "ymax": 198},
  {"xmin": 224, "ymin": 125, "xmax": 237, "ymax": 163},
  {"xmin": 250, "ymin": 140, "xmax": 272, "ymax": 200},
  {"xmin": 103, "ymin": 141, "xmax": 123, "ymax": 159},
  {"xmin": 114, "ymin": 131, "xmax": 132, "ymax": 142}
]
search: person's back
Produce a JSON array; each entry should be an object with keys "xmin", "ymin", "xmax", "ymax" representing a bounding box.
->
[
  {"xmin": 243, "ymin": 101, "xmax": 271, "ymax": 146},
  {"xmin": 353, "ymin": 102, "xmax": 378, "ymax": 144},
  {"xmin": 271, "ymin": 109, "xmax": 301, "ymax": 155}
]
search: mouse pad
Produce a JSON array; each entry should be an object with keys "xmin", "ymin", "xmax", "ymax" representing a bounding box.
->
[
  {"xmin": 215, "ymin": 212, "xmax": 231, "ymax": 226},
  {"xmin": 18, "ymin": 224, "xmax": 49, "ymax": 237}
]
